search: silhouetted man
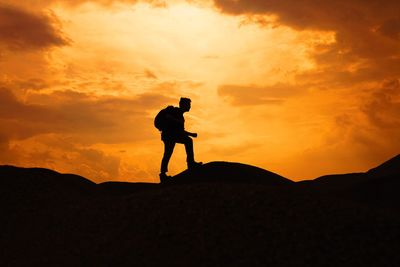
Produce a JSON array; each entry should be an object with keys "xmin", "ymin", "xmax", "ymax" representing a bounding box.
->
[{"xmin": 158, "ymin": 97, "xmax": 202, "ymax": 182}]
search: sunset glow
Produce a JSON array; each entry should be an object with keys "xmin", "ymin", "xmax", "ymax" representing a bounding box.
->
[{"xmin": 1, "ymin": 0, "xmax": 399, "ymax": 182}]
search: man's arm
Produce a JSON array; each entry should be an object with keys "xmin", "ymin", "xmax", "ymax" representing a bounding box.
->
[
  {"xmin": 165, "ymin": 112, "xmax": 196, "ymax": 137},
  {"xmin": 184, "ymin": 131, "xmax": 197, "ymax": 138}
]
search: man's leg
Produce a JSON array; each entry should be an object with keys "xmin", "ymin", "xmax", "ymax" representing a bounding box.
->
[
  {"xmin": 178, "ymin": 135, "xmax": 202, "ymax": 169},
  {"xmin": 160, "ymin": 140, "xmax": 175, "ymax": 174},
  {"xmin": 183, "ymin": 136, "xmax": 194, "ymax": 164}
]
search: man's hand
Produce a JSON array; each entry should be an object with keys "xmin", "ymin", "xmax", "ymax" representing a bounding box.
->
[{"xmin": 186, "ymin": 132, "xmax": 198, "ymax": 138}]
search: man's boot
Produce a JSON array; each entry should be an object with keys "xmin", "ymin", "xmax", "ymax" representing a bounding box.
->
[
  {"xmin": 159, "ymin": 172, "xmax": 172, "ymax": 183},
  {"xmin": 187, "ymin": 161, "xmax": 203, "ymax": 169}
]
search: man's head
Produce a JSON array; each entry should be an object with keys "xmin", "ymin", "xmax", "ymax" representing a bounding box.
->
[{"xmin": 179, "ymin": 97, "xmax": 191, "ymax": 112}]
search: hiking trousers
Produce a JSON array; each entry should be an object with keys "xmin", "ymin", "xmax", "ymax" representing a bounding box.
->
[{"xmin": 160, "ymin": 133, "xmax": 194, "ymax": 173}]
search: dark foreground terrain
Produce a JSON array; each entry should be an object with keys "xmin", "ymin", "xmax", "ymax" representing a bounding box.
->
[{"xmin": 1, "ymin": 157, "xmax": 400, "ymax": 266}]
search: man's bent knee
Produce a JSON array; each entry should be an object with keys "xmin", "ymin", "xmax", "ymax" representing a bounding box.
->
[
  {"xmin": 176, "ymin": 135, "xmax": 192, "ymax": 144},
  {"xmin": 184, "ymin": 136, "xmax": 193, "ymax": 144}
]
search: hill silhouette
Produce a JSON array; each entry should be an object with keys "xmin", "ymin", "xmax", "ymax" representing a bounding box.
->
[
  {"xmin": 1, "ymin": 156, "xmax": 400, "ymax": 266},
  {"xmin": 170, "ymin": 161, "xmax": 294, "ymax": 185},
  {"xmin": 305, "ymin": 154, "xmax": 400, "ymax": 206},
  {"xmin": 367, "ymin": 154, "xmax": 400, "ymax": 176},
  {"xmin": 311, "ymin": 154, "xmax": 400, "ymax": 187},
  {"xmin": 0, "ymin": 165, "xmax": 95, "ymax": 192}
]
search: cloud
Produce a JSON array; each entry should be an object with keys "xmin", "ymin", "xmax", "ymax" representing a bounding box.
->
[
  {"xmin": 0, "ymin": 87, "xmax": 57, "ymax": 139},
  {"xmin": 0, "ymin": 4, "xmax": 69, "ymax": 51},
  {"xmin": 213, "ymin": 1, "xmax": 400, "ymax": 32},
  {"xmin": 377, "ymin": 18, "xmax": 400, "ymax": 41},
  {"xmin": 2, "ymin": 133, "xmax": 122, "ymax": 181},
  {"xmin": 0, "ymin": 87, "xmax": 173, "ymax": 144},
  {"xmin": 0, "ymin": 78, "xmax": 50, "ymax": 91},
  {"xmin": 144, "ymin": 69, "xmax": 158, "ymax": 79},
  {"xmin": 318, "ymin": 79, "xmax": 400, "ymax": 168},
  {"xmin": 361, "ymin": 79, "xmax": 400, "ymax": 129},
  {"xmin": 218, "ymin": 83, "xmax": 302, "ymax": 106},
  {"xmin": 213, "ymin": 0, "xmax": 400, "ymax": 83},
  {"xmin": 277, "ymin": 78, "xmax": 400, "ymax": 179},
  {"xmin": 0, "ymin": 0, "xmax": 165, "ymax": 9}
]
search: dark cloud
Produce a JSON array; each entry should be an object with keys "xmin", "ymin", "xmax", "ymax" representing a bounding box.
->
[
  {"xmin": 378, "ymin": 18, "xmax": 400, "ymax": 40},
  {"xmin": 218, "ymin": 83, "xmax": 302, "ymax": 106},
  {"xmin": 0, "ymin": 78, "xmax": 50, "ymax": 92},
  {"xmin": 0, "ymin": 4, "xmax": 69, "ymax": 51},
  {"xmin": 1, "ymin": 0, "xmax": 162, "ymax": 9},
  {"xmin": 144, "ymin": 69, "xmax": 158, "ymax": 79},
  {"xmin": 213, "ymin": 1, "xmax": 400, "ymax": 32},
  {"xmin": 213, "ymin": 0, "xmax": 400, "ymax": 83},
  {"xmin": 0, "ymin": 87, "xmax": 173, "ymax": 144},
  {"xmin": 361, "ymin": 79, "xmax": 400, "ymax": 128},
  {"xmin": 0, "ymin": 87, "xmax": 59, "ymax": 139}
]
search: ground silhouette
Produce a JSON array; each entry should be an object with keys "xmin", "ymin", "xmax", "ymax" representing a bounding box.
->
[
  {"xmin": 171, "ymin": 161, "xmax": 293, "ymax": 185},
  {"xmin": 1, "ymin": 155, "xmax": 400, "ymax": 266},
  {"xmin": 302, "ymin": 154, "xmax": 400, "ymax": 206}
]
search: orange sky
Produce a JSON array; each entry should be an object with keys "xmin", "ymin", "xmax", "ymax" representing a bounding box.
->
[{"xmin": 1, "ymin": 0, "xmax": 399, "ymax": 182}]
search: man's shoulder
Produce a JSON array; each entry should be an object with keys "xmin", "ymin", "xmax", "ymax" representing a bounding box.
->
[
  {"xmin": 166, "ymin": 106, "xmax": 182, "ymax": 115},
  {"xmin": 164, "ymin": 105, "xmax": 179, "ymax": 111}
]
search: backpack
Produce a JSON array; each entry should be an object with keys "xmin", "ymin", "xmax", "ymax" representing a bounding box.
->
[{"xmin": 154, "ymin": 106, "xmax": 174, "ymax": 131}]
